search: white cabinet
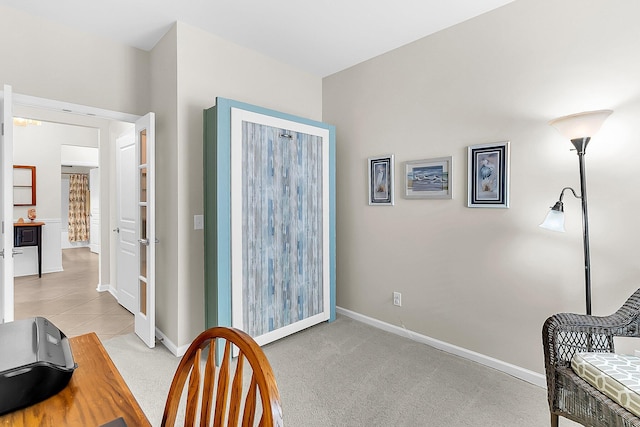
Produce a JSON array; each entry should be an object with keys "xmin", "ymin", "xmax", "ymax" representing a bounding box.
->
[{"xmin": 204, "ymin": 98, "xmax": 336, "ymax": 347}]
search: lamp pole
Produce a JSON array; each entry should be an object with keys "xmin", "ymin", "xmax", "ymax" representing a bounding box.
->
[
  {"xmin": 571, "ymin": 137, "xmax": 592, "ymax": 315},
  {"xmin": 545, "ymin": 109, "xmax": 612, "ymax": 316}
]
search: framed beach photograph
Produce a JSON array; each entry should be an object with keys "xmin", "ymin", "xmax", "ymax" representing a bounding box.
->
[
  {"xmin": 467, "ymin": 141, "xmax": 510, "ymax": 208},
  {"xmin": 368, "ymin": 155, "xmax": 394, "ymax": 205},
  {"xmin": 404, "ymin": 156, "xmax": 452, "ymax": 199}
]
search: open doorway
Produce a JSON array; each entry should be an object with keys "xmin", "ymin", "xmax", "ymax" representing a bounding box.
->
[
  {"xmin": 12, "ymin": 116, "xmax": 134, "ymax": 341},
  {"xmin": 2, "ymin": 88, "xmax": 157, "ymax": 347},
  {"xmin": 13, "ymin": 120, "xmax": 98, "ymax": 276}
]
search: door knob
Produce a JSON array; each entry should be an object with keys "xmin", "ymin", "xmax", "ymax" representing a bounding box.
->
[{"xmin": 113, "ymin": 227, "xmax": 120, "ymax": 233}]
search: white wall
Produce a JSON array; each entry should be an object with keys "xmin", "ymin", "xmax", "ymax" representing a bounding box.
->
[
  {"xmin": 323, "ymin": 0, "xmax": 640, "ymax": 374},
  {"xmin": 149, "ymin": 21, "xmax": 323, "ymax": 350},
  {"xmin": 61, "ymin": 145, "xmax": 99, "ymax": 167}
]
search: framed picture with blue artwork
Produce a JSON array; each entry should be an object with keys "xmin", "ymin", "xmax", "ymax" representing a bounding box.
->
[
  {"xmin": 368, "ymin": 154, "xmax": 394, "ymax": 205},
  {"xmin": 467, "ymin": 141, "xmax": 510, "ymax": 208},
  {"xmin": 404, "ymin": 156, "xmax": 452, "ymax": 199}
]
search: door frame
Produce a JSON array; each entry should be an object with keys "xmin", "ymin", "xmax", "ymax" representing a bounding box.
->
[
  {"xmin": 89, "ymin": 167, "xmax": 100, "ymax": 254},
  {"xmin": 133, "ymin": 113, "xmax": 156, "ymax": 348},
  {"xmin": 3, "ymin": 90, "xmax": 143, "ymax": 322},
  {"xmin": 1, "ymin": 85, "xmax": 14, "ymax": 323}
]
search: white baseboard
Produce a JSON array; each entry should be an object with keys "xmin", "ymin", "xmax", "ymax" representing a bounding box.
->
[
  {"xmin": 155, "ymin": 327, "xmax": 189, "ymax": 357},
  {"xmin": 336, "ymin": 306, "xmax": 546, "ymax": 388},
  {"xmin": 107, "ymin": 285, "xmax": 118, "ymax": 299},
  {"xmin": 14, "ymin": 266, "xmax": 64, "ymax": 277},
  {"xmin": 96, "ymin": 282, "xmax": 109, "ymax": 292}
]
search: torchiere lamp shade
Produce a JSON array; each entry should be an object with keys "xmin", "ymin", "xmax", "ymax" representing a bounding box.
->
[{"xmin": 549, "ymin": 110, "xmax": 612, "ymax": 141}]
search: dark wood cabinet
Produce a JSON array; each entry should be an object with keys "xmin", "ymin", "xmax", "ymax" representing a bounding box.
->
[{"xmin": 14, "ymin": 222, "xmax": 44, "ymax": 277}]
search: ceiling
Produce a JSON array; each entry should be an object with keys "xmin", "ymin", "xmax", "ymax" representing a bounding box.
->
[{"xmin": 0, "ymin": 0, "xmax": 516, "ymax": 77}]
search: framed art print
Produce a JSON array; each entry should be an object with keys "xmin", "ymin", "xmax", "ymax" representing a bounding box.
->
[
  {"xmin": 467, "ymin": 141, "xmax": 510, "ymax": 208},
  {"xmin": 404, "ymin": 156, "xmax": 452, "ymax": 199},
  {"xmin": 368, "ymin": 155, "xmax": 394, "ymax": 205}
]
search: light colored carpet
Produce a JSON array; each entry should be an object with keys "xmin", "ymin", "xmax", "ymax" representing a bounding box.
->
[
  {"xmin": 102, "ymin": 332, "xmax": 179, "ymax": 426},
  {"xmin": 103, "ymin": 315, "xmax": 555, "ymax": 426}
]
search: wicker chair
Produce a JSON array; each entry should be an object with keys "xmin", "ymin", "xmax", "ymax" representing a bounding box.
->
[
  {"xmin": 543, "ymin": 288, "xmax": 640, "ymax": 427},
  {"xmin": 161, "ymin": 327, "xmax": 283, "ymax": 427}
]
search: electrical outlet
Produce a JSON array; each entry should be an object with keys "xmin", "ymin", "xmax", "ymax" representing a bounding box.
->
[{"xmin": 393, "ymin": 292, "xmax": 402, "ymax": 307}]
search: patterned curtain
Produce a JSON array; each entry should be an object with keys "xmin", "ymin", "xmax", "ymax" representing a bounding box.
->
[{"xmin": 68, "ymin": 174, "xmax": 90, "ymax": 242}]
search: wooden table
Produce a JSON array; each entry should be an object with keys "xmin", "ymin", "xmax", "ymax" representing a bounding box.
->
[{"xmin": 0, "ymin": 333, "xmax": 151, "ymax": 427}]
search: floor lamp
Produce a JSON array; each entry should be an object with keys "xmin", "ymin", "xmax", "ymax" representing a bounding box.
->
[{"xmin": 539, "ymin": 109, "xmax": 613, "ymax": 315}]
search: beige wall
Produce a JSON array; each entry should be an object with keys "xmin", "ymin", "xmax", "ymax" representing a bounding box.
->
[
  {"xmin": 6, "ymin": 0, "xmax": 638, "ymax": 377},
  {"xmin": 0, "ymin": 5, "xmax": 150, "ymax": 292},
  {"xmin": 150, "ymin": 25, "xmax": 180, "ymax": 344},
  {"xmin": 0, "ymin": 6, "xmax": 149, "ymax": 115},
  {"xmin": 323, "ymin": 0, "xmax": 640, "ymax": 374},
  {"xmin": 152, "ymin": 22, "xmax": 323, "ymax": 348},
  {"xmin": 0, "ymin": 5, "xmax": 322, "ymax": 351}
]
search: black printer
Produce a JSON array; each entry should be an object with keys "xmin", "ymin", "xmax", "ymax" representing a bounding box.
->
[{"xmin": 0, "ymin": 317, "xmax": 76, "ymax": 414}]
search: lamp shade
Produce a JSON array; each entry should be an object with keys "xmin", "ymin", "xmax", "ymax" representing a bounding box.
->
[
  {"xmin": 539, "ymin": 202, "xmax": 566, "ymax": 232},
  {"xmin": 549, "ymin": 110, "xmax": 612, "ymax": 141}
]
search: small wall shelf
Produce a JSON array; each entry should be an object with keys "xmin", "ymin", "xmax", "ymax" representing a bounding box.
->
[{"xmin": 13, "ymin": 165, "xmax": 36, "ymax": 206}]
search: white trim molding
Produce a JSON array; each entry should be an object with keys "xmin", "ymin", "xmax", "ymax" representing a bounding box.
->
[
  {"xmin": 336, "ymin": 306, "xmax": 546, "ymax": 388},
  {"xmin": 96, "ymin": 282, "xmax": 110, "ymax": 293},
  {"xmin": 155, "ymin": 327, "xmax": 189, "ymax": 357},
  {"xmin": 13, "ymin": 92, "xmax": 140, "ymax": 123}
]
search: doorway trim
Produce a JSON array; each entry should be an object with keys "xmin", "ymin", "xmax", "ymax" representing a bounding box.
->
[
  {"xmin": 12, "ymin": 92, "xmax": 141, "ymax": 288},
  {"xmin": 8, "ymin": 90, "xmax": 142, "ymax": 309},
  {"xmin": 13, "ymin": 93, "xmax": 140, "ymax": 123}
]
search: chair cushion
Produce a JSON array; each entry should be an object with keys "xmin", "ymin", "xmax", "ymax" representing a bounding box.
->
[{"xmin": 572, "ymin": 352, "xmax": 640, "ymax": 417}]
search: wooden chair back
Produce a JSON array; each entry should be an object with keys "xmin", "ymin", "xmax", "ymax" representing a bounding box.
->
[{"xmin": 161, "ymin": 327, "xmax": 283, "ymax": 427}]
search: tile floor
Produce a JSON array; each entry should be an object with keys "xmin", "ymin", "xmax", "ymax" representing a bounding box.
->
[{"xmin": 14, "ymin": 247, "xmax": 133, "ymax": 342}]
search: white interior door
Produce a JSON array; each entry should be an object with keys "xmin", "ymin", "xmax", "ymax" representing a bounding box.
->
[
  {"xmin": 0, "ymin": 85, "xmax": 14, "ymax": 323},
  {"xmin": 89, "ymin": 168, "xmax": 100, "ymax": 254},
  {"xmin": 116, "ymin": 131, "xmax": 137, "ymax": 314},
  {"xmin": 133, "ymin": 113, "xmax": 155, "ymax": 348}
]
